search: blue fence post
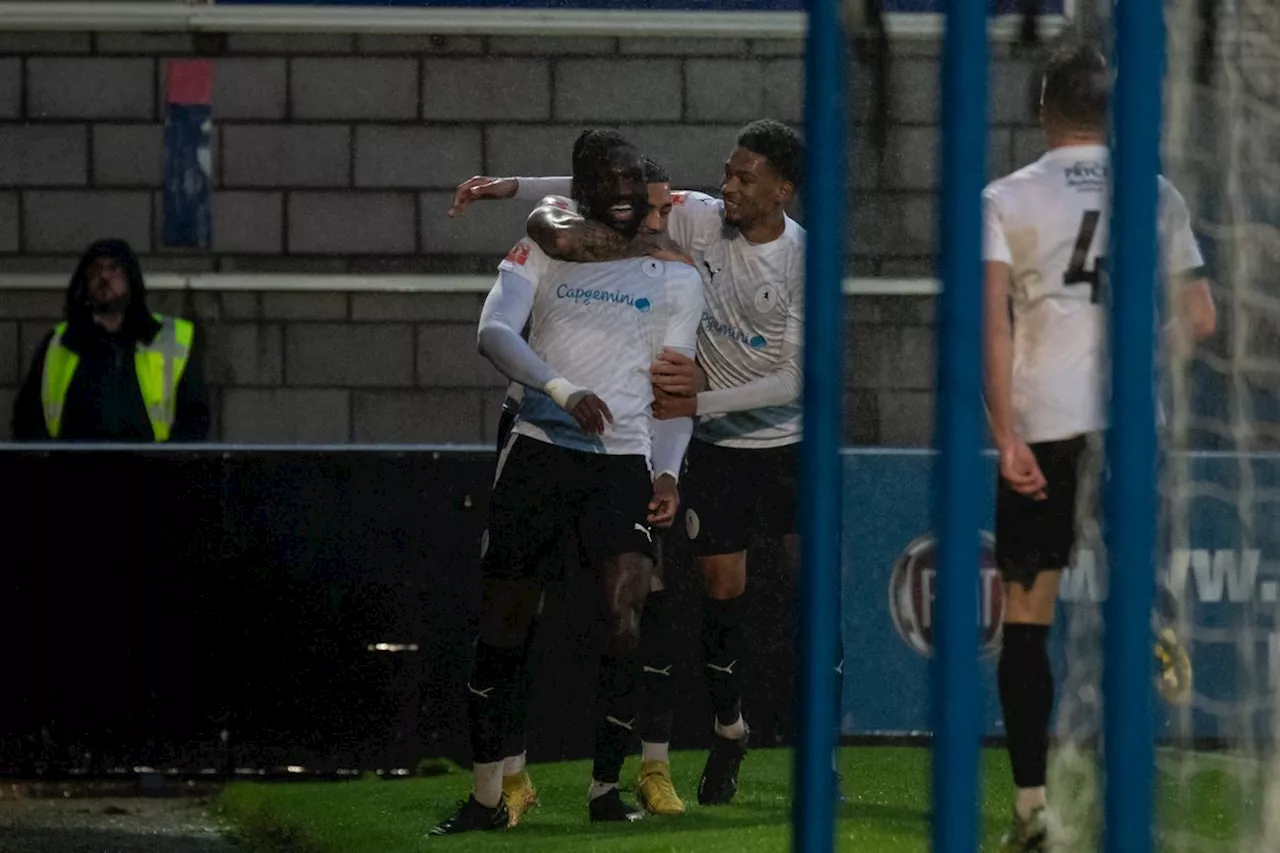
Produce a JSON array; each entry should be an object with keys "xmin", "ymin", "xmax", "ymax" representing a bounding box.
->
[
  {"xmin": 1105, "ymin": 0, "xmax": 1162, "ymax": 851},
  {"xmin": 931, "ymin": 2, "xmax": 986, "ymax": 852},
  {"xmin": 794, "ymin": 0, "xmax": 846, "ymax": 851}
]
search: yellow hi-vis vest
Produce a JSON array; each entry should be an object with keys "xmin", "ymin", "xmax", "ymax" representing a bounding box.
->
[{"xmin": 41, "ymin": 314, "xmax": 195, "ymax": 441}]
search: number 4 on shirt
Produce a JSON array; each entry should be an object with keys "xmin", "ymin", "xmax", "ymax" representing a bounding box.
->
[{"xmin": 1064, "ymin": 210, "xmax": 1105, "ymax": 304}]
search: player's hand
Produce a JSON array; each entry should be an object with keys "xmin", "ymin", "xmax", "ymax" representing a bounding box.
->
[
  {"xmin": 652, "ymin": 386, "xmax": 697, "ymax": 420},
  {"xmin": 650, "ymin": 349, "xmax": 706, "ymax": 396},
  {"xmin": 999, "ymin": 439, "xmax": 1048, "ymax": 500},
  {"xmin": 569, "ymin": 392, "xmax": 613, "ymax": 435},
  {"xmin": 448, "ymin": 176, "xmax": 517, "ymax": 217},
  {"xmin": 648, "ymin": 473, "xmax": 679, "ymax": 528}
]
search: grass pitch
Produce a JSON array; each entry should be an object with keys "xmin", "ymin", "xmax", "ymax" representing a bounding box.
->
[{"xmin": 215, "ymin": 745, "xmax": 1244, "ymax": 852}]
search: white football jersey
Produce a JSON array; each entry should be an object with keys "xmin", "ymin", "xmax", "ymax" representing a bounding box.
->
[
  {"xmin": 497, "ymin": 202, "xmax": 704, "ymax": 459},
  {"xmin": 983, "ymin": 143, "xmax": 1205, "ymax": 444},
  {"xmin": 667, "ymin": 190, "xmax": 806, "ymax": 448}
]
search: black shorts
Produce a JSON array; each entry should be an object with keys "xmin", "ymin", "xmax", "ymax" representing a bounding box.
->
[
  {"xmin": 681, "ymin": 438, "xmax": 798, "ymax": 557},
  {"xmin": 483, "ymin": 435, "xmax": 657, "ymax": 581},
  {"xmin": 995, "ymin": 434, "xmax": 1091, "ymax": 589}
]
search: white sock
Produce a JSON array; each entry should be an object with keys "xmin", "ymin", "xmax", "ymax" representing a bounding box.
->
[
  {"xmin": 1015, "ymin": 786, "xmax": 1047, "ymax": 820},
  {"xmin": 473, "ymin": 761, "xmax": 504, "ymax": 809},
  {"xmin": 587, "ymin": 779, "xmax": 617, "ymax": 802},
  {"xmin": 642, "ymin": 741, "xmax": 670, "ymax": 763},
  {"xmin": 503, "ymin": 752, "xmax": 526, "ymax": 777},
  {"xmin": 714, "ymin": 715, "xmax": 746, "ymax": 740}
]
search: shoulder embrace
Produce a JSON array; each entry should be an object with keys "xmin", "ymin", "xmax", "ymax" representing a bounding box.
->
[
  {"xmin": 533, "ymin": 194, "xmax": 575, "ymax": 213},
  {"xmin": 672, "ymin": 190, "xmax": 720, "ymax": 210}
]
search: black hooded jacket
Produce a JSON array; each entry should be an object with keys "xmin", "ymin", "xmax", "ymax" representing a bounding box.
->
[{"xmin": 11, "ymin": 239, "xmax": 210, "ymax": 442}]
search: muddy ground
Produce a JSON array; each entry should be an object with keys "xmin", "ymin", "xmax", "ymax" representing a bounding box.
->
[{"xmin": 0, "ymin": 780, "xmax": 239, "ymax": 853}]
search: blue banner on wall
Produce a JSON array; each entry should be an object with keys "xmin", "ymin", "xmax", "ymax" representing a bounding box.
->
[
  {"xmin": 840, "ymin": 450, "xmax": 1280, "ymax": 741},
  {"xmin": 163, "ymin": 60, "xmax": 213, "ymax": 250}
]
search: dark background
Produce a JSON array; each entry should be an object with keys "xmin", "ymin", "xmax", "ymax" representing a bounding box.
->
[{"xmin": 0, "ymin": 447, "xmax": 802, "ymax": 777}]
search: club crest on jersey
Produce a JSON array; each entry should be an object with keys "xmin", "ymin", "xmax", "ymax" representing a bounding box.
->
[
  {"xmin": 672, "ymin": 192, "xmax": 688, "ymax": 206},
  {"xmin": 888, "ymin": 531, "xmax": 1005, "ymax": 659},
  {"xmin": 702, "ymin": 312, "xmax": 766, "ymax": 349},
  {"xmin": 754, "ymin": 284, "xmax": 777, "ymax": 314},
  {"xmin": 641, "ymin": 259, "xmax": 665, "ymax": 278},
  {"xmin": 555, "ymin": 283, "xmax": 650, "ymax": 312},
  {"xmin": 505, "ymin": 243, "xmax": 531, "ymax": 266}
]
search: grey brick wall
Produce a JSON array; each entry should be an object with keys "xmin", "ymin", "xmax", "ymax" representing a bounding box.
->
[
  {"xmin": 0, "ymin": 30, "xmax": 1049, "ymax": 445},
  {"xmin": 0, "ymin": 31, "xmax": 1046, "ymax": 278},
  {"xmin": 0, "ymin": 287, "xmax": 936, "ymax": 446}
]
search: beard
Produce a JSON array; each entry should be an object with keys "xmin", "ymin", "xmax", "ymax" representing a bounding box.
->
[
  {"xmin": 583, "ymin": 190, "xmax": 650, "ymax": 240},
  {"xmin": 87, "ymin": 287, "xmax": 129, "ymax": 316}
]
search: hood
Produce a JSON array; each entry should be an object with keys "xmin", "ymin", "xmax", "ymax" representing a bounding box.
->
[{"xmin": 64, "ymin": 238, "xmax": 161, "ymax": 344}]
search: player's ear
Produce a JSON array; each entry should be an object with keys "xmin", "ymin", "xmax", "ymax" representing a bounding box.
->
[{"xmin": 776, "ymin": 179, "xmax": 795, "ymax": 207}]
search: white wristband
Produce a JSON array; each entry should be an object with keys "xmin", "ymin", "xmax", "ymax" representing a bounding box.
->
[
  {"xmin": 653, "ymin": 469, "xmax": 679, "ymax": 484},
  {"xmin": 544, "ymin": 377, "xmax": 589, "ymax": 410}
]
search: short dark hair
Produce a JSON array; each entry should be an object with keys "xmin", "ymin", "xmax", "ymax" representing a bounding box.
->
[
  {"xmin": 1042, "ymin": 43, "xmax": 1109, "ymax": 129},
  {"xmin": 736, "ymin": 119, "xmax": 804, "ymax": 187},
  {"xmin": 571, "ymin": 128, "xmax": 635, "ymax": 183},
  {"xmin": 641, "ymin": 155, "xmax": 669, "ymax": 184}
]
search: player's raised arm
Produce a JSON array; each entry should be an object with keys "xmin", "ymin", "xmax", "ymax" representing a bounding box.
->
[
  {"xmin": 447, "ymin": 176, "xmax": 516, "ymax": 217},
  {"xmin": 447, "ymin": 175, "xmax": 573, "ymax": 218},
  {"xmin": 526, "ymin": 198, "xmax": 689, "ymax": 264}
]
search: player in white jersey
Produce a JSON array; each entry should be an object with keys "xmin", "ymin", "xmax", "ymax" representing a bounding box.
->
[
  {"xmin": 431, "ymin": 131, "xmax": 703, "ymax": 836},
  {"xmin": 983, "ymin": 44, "xmax": 1216, "ymax": 852},
  {"xmin": 449, "ymin": 119, "xmax": 829, "ymax": 806},
  {"xmin": 483, "ymin": 155, "xmax": 690, "ymax": 822}
]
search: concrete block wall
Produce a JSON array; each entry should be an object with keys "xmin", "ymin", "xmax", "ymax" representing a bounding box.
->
[
  {"xmin": 0, "ymin": 288, "xmax": 935, "ymax": 445},
  {"xmin": 0, "ymin": 30, "xmax": 1049, "ymax": 444}
]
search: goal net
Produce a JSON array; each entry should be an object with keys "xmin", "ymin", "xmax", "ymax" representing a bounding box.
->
[{"xmin": 1049, "ymin": 1, "xmax": 1280, "ymax": 849}]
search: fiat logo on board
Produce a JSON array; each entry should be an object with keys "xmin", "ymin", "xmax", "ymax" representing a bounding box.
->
[{"xmin": 888, "ymin": 532, "xmax": 1005, "ymax": 659}]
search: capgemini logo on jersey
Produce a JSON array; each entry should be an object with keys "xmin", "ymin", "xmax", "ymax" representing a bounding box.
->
[
  {"xmin": 555, "ymin": 283, "xmax": 650, "ymax": 312},
  {"xmin": 702, "ymin": 312, "xmax": 767, "ymax": 349}
]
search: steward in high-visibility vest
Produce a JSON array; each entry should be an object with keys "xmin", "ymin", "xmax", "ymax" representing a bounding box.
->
[{"xmin": 11, "ymin": 239, "xmax": 210, "ymax": 442}]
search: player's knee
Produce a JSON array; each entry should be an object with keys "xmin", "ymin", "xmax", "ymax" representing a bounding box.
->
[
  {"xmin": 703, "ymin": 556, "xmax": 747, "ymax": 599},
  {"xmin": 1003, "ymin": 576, "xmax": 1059, "ymax": 625}
]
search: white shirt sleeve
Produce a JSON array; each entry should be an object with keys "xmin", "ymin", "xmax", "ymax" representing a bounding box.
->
[
  {"xmin": 667, "ymin": 191, "xmax": 725, "ymax": 256},
  {"xmin": 982, "ymin": 186, "xmax": 1013, "ymax": 265},
  {"xmin": 497, "ymin": 235, "xmax": 552, "ymax": 285},
  {"xmin": 477, "ymin": 268, "xmax": 558, "ymax": 391},
  {"xmin": 514, "ymin": 176, "xmax": 573, "ymax": 202},
  {"xmin": 650, "ymin": 268, "xmax": 704, "ymax": 480},
  {"xmin": 1158, "ymin": 177, "xmax": 1206, "ymax": 276}
]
